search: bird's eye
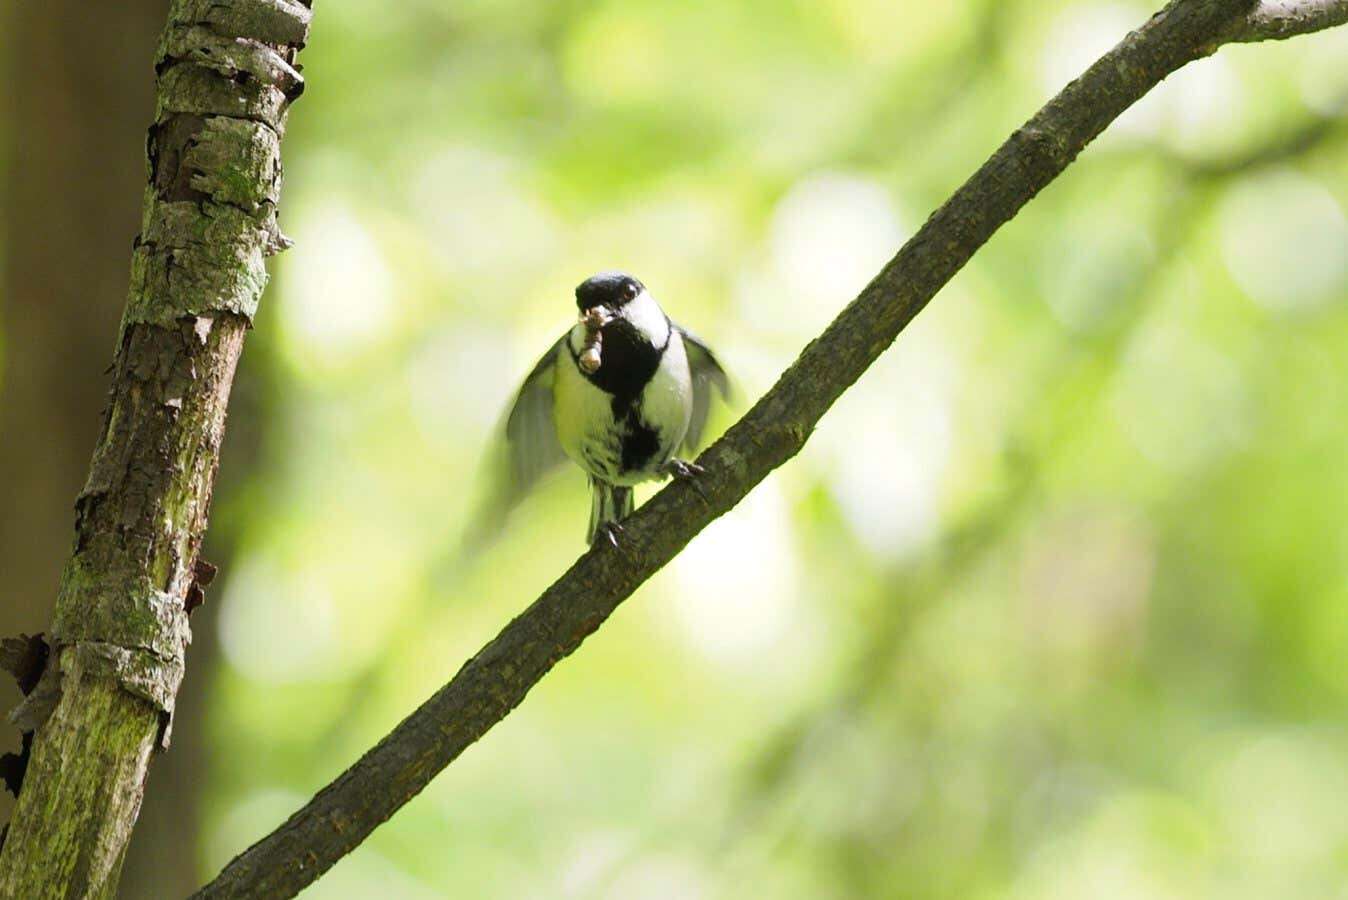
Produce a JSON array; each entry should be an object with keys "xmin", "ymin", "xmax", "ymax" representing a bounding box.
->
[{"xmin": 623, "ymin": 282, "xmax": 639, "ymax": 300}]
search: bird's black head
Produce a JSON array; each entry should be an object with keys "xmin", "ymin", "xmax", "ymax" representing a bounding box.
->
[{"xmin": 575, "ymin": 271, "xmax": 644, "ymax": 311}]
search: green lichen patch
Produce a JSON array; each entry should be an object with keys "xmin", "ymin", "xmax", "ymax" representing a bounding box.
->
[
  {"xmin": 65, "ymin": 643, "xmax": 186, "ymax": 729},
  {"xmin": 186, "ymin": 118, "xmax": 281, "ymax": 210},
  {"xmin": 126, "ymin": 199, "xmax": 270, "ymax": 325},
  {"xmin": 52, "ymin": 564, "xmax": 190, "ymax": 670}
]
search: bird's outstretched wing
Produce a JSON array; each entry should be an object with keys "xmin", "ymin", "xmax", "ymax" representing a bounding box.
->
[
  {"xmin": 504, "ymin": 337, "xmax": 569, "ymax": 495},
  {"xmin": 467, "ymin": 337, "xmax": 569, "ymax": 547},
  {"xmin": 679, "ymin": 327, "xmax": 731, "ymax": 451}
]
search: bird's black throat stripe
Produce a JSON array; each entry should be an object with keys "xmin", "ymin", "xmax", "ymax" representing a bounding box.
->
[
  {"xmin": 617, "ymin": 405, "xmax": 661, "ymax": 472},
  {"xmin": 569, "ymin": 316, "xmax": 670, "ymax": 407},
  {"xmin": 570, "ymin": 316, "xmax": 671, "ymax": 474}
]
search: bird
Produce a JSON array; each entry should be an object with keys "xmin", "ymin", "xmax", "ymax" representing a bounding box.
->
[{"xmin": 486, "ymin": 270, "xmax": 729, "ymax": 546}]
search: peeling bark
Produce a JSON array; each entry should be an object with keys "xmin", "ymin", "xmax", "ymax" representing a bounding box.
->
[
  {"xmin": 0, "ymin": 1, "xmax": 311, "ymax": 896},
  {"xmin": 190, "ymin": 2, "xmax": 1348, "ymax": 898}
]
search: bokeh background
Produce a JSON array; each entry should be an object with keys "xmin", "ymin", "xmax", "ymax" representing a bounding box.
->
[{"xmin": 4, "ymin": 1, "xmax": 1348, "ymax": 897}]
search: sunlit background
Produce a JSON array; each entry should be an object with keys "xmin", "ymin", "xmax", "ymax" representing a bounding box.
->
[{"xmin": 3, "ymin": 1, "xmax": 1348, "ymax": 897}]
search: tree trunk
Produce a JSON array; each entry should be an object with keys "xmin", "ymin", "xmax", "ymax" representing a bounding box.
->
[
  {"xmin": 0, "ymin": 0, "xmax": 166, "ymax": 806},
  {"xmin": 0, "ymin": 5, "xmax": 224, "ymax": 896},
  {"xmin": 0, "ymin": 2, "xmax": 311, "ymax": 896}
]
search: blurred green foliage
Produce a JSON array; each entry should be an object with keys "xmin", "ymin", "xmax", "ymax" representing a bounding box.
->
[{"xmin": 138, "ymin": 0, "xmax": 1348, "ymax": 896}]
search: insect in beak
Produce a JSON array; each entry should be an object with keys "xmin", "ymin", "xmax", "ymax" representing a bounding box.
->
[{"xmin": 578, "ymin": 305, "xmax": 612, "ymax": 374}]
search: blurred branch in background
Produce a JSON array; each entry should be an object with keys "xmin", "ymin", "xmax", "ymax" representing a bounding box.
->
[
  {"xmin": 825, "ymin": 0, "xmax": 1014, "ymax": 171},
  {"xmin": 192, "ymin": 2, "xmax": 1348, "ymax": 897},
  {"xmin": 710, "ymin": 109, "xmax": 1345, "ymax": 893}
]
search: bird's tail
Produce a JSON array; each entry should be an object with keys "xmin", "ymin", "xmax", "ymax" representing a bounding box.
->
[{"xmin": 587, "ymin": 479, "xmax": 634, "ymax": 545}]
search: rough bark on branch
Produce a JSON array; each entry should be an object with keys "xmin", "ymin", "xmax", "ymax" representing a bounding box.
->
[
  {"xmin": 0, "ymin": 1, "xmax": 311, "ymax": 896},
  {"xmin": 190, "ymin": 1, "xmax": 1344, "ymax": 897}
]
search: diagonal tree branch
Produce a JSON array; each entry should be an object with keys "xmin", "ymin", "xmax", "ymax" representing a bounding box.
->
[{"xmin": 192, "ymin": 2, "xmax": 1347, "ymax": 897}]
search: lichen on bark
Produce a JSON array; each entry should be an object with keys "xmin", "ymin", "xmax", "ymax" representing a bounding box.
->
[{"xmin": 0, "ymin": 1, "xmax": 311, "ymax": 896}]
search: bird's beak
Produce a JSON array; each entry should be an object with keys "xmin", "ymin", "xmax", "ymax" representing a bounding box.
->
[{"xmin": 579, "ymin": 305, "xmax": 614, "ymax": 327}]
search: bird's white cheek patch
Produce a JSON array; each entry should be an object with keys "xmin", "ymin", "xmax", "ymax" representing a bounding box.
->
[{"xmin": 622, "ymin": 292, "xmax": 672, "ymax": 346}]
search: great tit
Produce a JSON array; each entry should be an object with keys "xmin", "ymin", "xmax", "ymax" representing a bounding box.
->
[{"xmin": 491, "ymin": 271, "xmax": 729, "ymax": 546}]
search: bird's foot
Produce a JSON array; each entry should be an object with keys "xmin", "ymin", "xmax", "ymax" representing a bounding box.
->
[
  {"xmin": 661, "ymin": 458, "xmax": 709, "ymax": 504},
  {"xmin": 595, "ymin": 520, "xmax": 626, "ymax": 550}
]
